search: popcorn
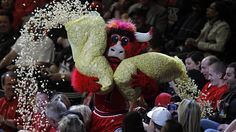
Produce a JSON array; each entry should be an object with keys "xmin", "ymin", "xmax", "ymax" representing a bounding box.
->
[{"xmin": 13, "ymin": 0, "xmax": 91, "ymax": 130}]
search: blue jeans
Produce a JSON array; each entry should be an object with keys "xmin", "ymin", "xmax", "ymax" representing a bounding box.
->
[{"xmin": 201, "ymin": 119, "xmax": 220, "ymax": 132}]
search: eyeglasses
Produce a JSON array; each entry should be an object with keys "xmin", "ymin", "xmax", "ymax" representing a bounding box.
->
[{"xmin": 111, "ymin": 34, "xmax": 130, "ymax": 46}]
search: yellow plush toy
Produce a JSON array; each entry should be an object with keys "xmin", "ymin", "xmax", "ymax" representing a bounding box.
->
[
  {"xmin": 65, "ymin": 13, "xmax": 114, "ymax": 93},
  {"xmin": 113, "ymin": 52, "xmax": 187, "ymax": 101},
  {"xmin": 66, "ymin": 13, "xmax": 189, "ymax": 100}
]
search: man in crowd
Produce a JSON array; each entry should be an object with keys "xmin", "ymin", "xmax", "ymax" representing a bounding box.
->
[
  {"xmin": 0, "ymin": 10, "xmax": 19, "ymax": 91},
  {"xmin": 198, "ymin": 61, "xmax": 228, "ymax": 110},
  {"xmin": 201, "ymin": 62, "xmax": 236, "ymax": 131},
  {"xmin": 201, "ymin": 55, "xmax": 219, "ymax": 80},
  {"xmin": 0, "ymin": 71, "xmax": 18, "ymax": 132}
]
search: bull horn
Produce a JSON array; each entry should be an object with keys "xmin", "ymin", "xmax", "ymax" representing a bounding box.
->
[{"xmin": 135, "ymin": 27, "xmax": 154, "ymax": 42}]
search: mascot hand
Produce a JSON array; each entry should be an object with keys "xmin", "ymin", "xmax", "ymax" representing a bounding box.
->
[
  {"xmin": 131, "ymin": 70, "xmax": 157, "ymax": 89},
  {"xmin": 72, "ymin": 68, "xmax": 102, "ymax": 93},
  {"xmin": 131, "ymin": 70, "xmax": 159, "ymax": 99}
]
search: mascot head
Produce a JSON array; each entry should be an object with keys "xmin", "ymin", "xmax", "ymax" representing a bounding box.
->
[{"xmin": 106, "ymin": 19, "xmax": 150, "ymax": 67}]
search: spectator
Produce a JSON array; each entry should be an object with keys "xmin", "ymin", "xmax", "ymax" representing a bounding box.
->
[
  {"xmin": 185, "ymin": 51, "xmax": 204, "ymax": 71},
  {"xmin": 0, "ymin": 10, "xmax": 19, "ymax": 61},
  {"xmin": 0, "ymin": 0, "xmax": 15, "ymax": 12},
  {"xmin": 122, "ymin": 111, "xmax": 146, "ymax": 132},
  {"xmin": 185, "ymin": 51, "xmax": 207, "ymax": 90},
  {"xmin": 12, "ymin": 0, "xmax": 51, "ymax": 31},
  {"xmin": 90, "ymin": 0, "xmax": 104, "ymax": 16},
  {"xmin": 143, "ymin": 107, "xmax": 172, "ymax": 132},
  {"xmin": 200, "ymin": 55, "xmax": 219, "ymax": 80},
  {"xmin": 185, "ymin": 1, "xmax": 231, "ymax": 56},
  {"xmin": 45, "ymin": 101, "xmax": 67, "ymax": 132},
  {"xmin": 0, "ymin": 10, "xmax": 19, "ymax": 90},
  {"xmin": 128, "ymin": 6, "xmax": 149, "ymax": 32},
  {"xmin": 178, "ymin": 99, "xmax": 201, "ymax": 132},
  {"xmin": 31, "ymin": 92, "xmax": 51, "ymax": 132},
  {"xmin": 47, "ymin": 26, "xmax": 70, "ymax": 52},
  {"xmin": 69, "ymin": 104, "xmax": 92, "ymax": 131},
  {"xmin": 217, "ymin": 62, "xmax": 236, "ymax": 123},
  {"xmin": 201, "ymin": 62, "xmax": 236, "ymax": 132},
  {"xmin": 0, "ymin": 71, "xmax": 18, "ymax": 132},
  {"xmin": 161, "ymin": 119, "xmax": 183, "ymax": 132},
  {"xmin": 50, "ymin": 93, "xmax": 71, "ymax": 109},
  {"xmin": 0, "ymin": 34, "xmax": 55, "ymax": 71},
  {"xmin": 128, "ymin": 0, "xmax": 168, "ymax": 35},
  {"xmin": 225, "ymin": 118, "xmax": 236, "ymax": 132},
  {"xmin": 103, "ymin": 0, "xmax": 124, "ymax": 20},
  {"xmin": 47, "ymin": 47, "xmax": 82, "ymax": 105},
  {"xmin": 57, "ymin": 114, "xmax": 86, "ymax": 132},
  {"xmin": 165, "ymin": 0, "xmax": 208, "ymax": 53},
  {"xmin": 198, "ymin": 61, "xmax": 228, "ymax": 110},
  {"xmin": 155, "ymin": 92, "xmax": 172, "ymax": 108}
]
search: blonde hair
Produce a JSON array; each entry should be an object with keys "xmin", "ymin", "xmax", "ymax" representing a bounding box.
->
[{"xmin": 178, "ymin": 99, "xmax": 201, "ymax": 132}]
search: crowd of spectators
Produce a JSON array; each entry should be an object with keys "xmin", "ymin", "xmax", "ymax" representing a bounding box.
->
[{"xmin": 0, "ymin": 0, "xmax": 236, "ymax": 132}]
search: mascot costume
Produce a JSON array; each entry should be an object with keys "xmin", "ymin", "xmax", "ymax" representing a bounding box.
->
[{"xmin": 65, "ymin": 12, "xmax": 186, "ymax": 132}]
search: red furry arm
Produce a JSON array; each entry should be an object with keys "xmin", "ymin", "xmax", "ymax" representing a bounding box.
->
[
  {"xmin": 71, "ymin": 68, "xmax": 101, "ymax": 93},
  {"xmin": 131, "ymin": 70, "xmax": 159, "ymax": 100}
]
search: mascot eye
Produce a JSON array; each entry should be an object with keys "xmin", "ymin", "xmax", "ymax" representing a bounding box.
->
[
  {"xmin": 111, "ymin": 34, "xmax": 120, "ymax": 44},
  {"xmin": 121, "ymin": 37, "xmax": 129, "ymax": 46}
]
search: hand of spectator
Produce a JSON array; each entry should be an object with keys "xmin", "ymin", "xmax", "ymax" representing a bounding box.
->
[
  {"xmin": 49, "ymin": 73, "xmax": 62, "ymax": 81},
  {"xmin": 40, "ymin": 67, "xmax": 51, "ymax": 77},
  {"xmin": 6, "ymin": 65, "xmax": 17, "ymax": 71},
  {"xmin": 217, "ymin": 124, "xmax": 229, "ymax": 132},
  {"xmin": 129, "ymin": 101, "xmax": 138, "ymax": 112},
  {"xmin": 49, "ymin": 64, "xmax": 59, "ymax": 73}
]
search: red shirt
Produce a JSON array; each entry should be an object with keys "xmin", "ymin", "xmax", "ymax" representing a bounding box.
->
[
  {"xmin": 49, "ymin": 126, "xmax": 57, "ymax": 132},
  {"xmin": 12, "ymin": 0, "xmax": 51, "ymax": 31},
  {"xmin": 94, "ymin": 87, "xmax": 127, "ymax": 114},
  {"xmin": 0, "ymin": 97, "xmax": 18, "ymax": 132},
  {"xmin": 198, "ymin": 82, "xmax": 229, "ymax": 110},
  {"xmin": 31, "ymin": 112, "xmax": 51, "ymax": 132}
]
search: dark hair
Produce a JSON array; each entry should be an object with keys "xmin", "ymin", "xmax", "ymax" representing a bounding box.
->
[
  {"xmin": 210, "ymin": 61, "xmax": 226, "ymax": 76},
  {"xmin": 128, "ymin": 7, "xmax": 147, "ymax": 19},
  {"xmin": 187, "ymin": 51, "xmax": 204, "ymax": 65},
  {"xmin": 122, "ymin": 111, "xmax": 146, "ymax": 132},
  {"xmin": 161, "ymin": 119, "xmax": 183, "ymax": 132},
  {"xmin": 228, "ymin": 62, "xmax": 236, "ymax": 78},
  {"xmin": 1, "ymin": 71, "xmax": 17, "ymax": 87},
  {"xmin": 0, "ymin": 10, "xmax": 13, "ymax": 23},
  {"xmin": 214, "ymin": 1, "xmax": 229, "ymax": 21}
]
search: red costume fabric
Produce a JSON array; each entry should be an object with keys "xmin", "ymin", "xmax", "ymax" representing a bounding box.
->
[
  {"xmin": 31, "ymin": 112, "xmax": 51, "ymax": 132},
  {"xmin": 198, "ymin": 82, "xmax": 229, "ymax": 110},
  {"xmin": 90, "ymin": 110, "xmax": 124, "ymax": 132},
  {"xmin": 0, "ymin": 97, "xmax": 18, "ymax": 132},
  {"xmin": 72, "ymin": 19, "xmax": 159, "ymax": 132}
]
